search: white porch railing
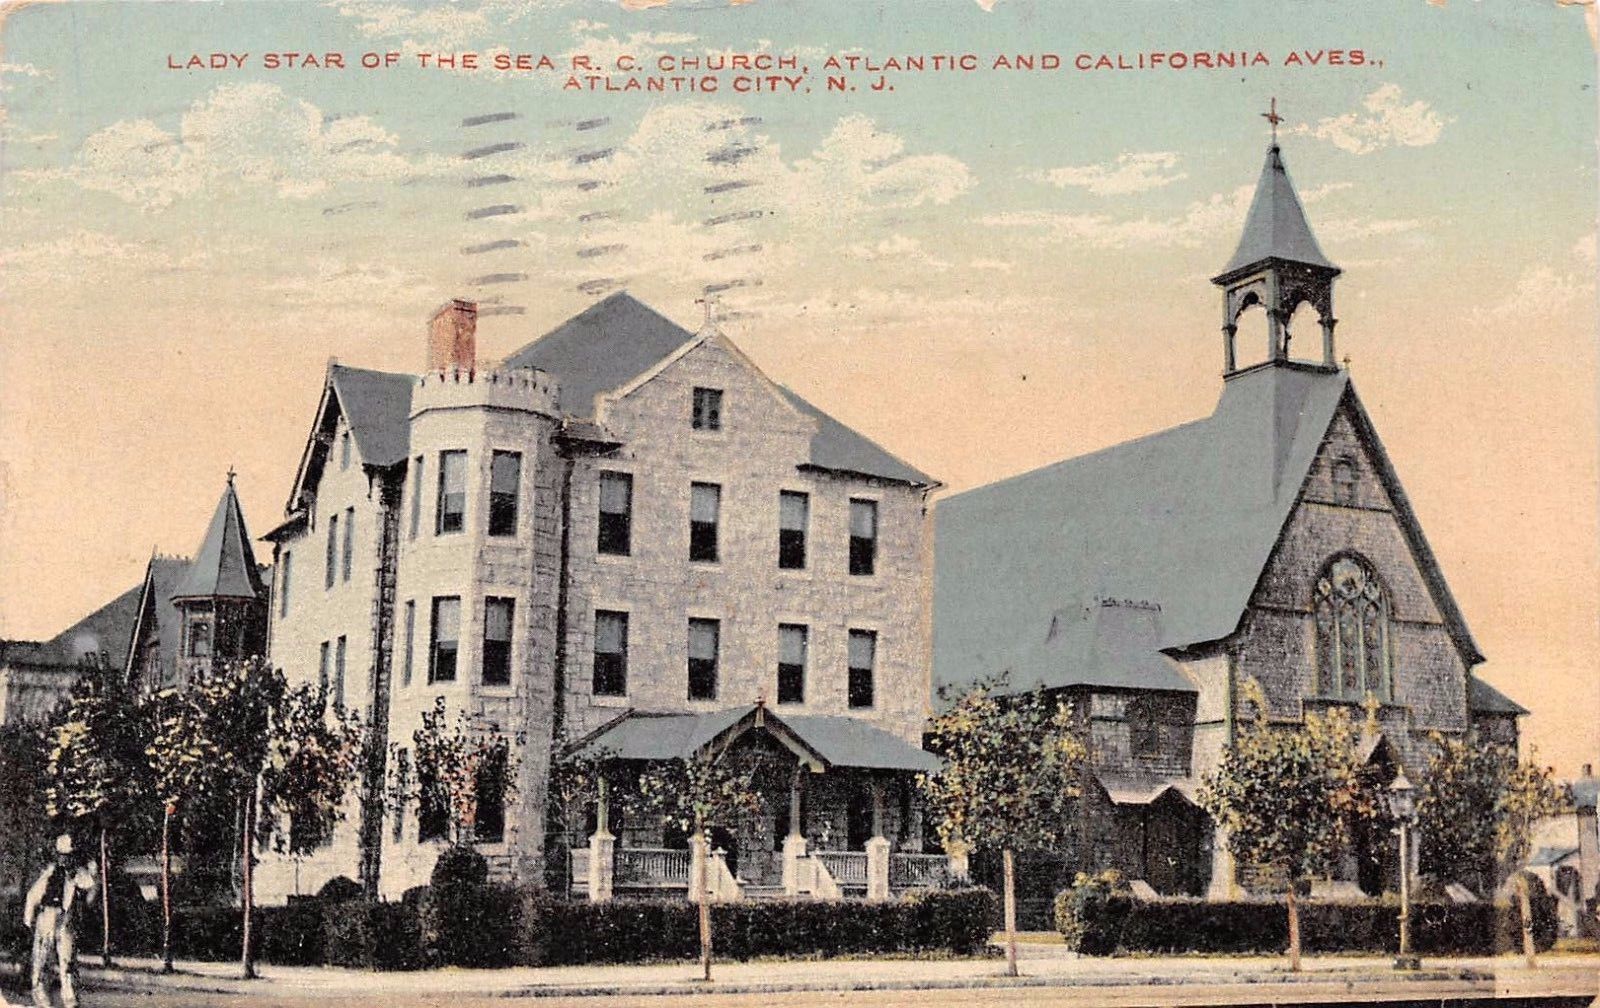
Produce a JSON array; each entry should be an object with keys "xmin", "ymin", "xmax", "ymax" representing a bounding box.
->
[
  {"xmin": 816, "ymin": 851, "xmax": 868, "ymax": 888},
  {"xmin": 616, "ymin": 847, "xmax": 691, "ymax": 887},
  {"xmin": 890, "ymin": 853, "xmax": 948, "ymax": 890},
  {"xmin": 569, "ymin": 847, "xmax": 591, "ymax": 895}
]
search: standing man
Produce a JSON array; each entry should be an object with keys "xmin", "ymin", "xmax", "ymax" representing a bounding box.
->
[{"xmin": 23, "ymin": 834, "xmax": 97, "ymax": 1008}]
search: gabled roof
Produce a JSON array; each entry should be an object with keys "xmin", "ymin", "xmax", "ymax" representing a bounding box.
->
[
  {"xmin": 1093, "ymin": 770, "xmax": 1198, "ymax": 806},
  {"xmin": 1468, "ymin": 676, "xmax": 1528, "ymax": 716},
  {"xmin": 1217, "ymin": 144, "xmax": 1339, "ymax": 279},
  {"xmin": 285, "ymin": 363, "xmax": 414, "ymax": 514},
  {"xmin": 571, "ymin": 705, "xmax": 940, "ymax": 773},
  {"xmin": 505, "ymin": 292, "xmax": 935, "ymax": 486},
  {"xmin": 172, "ymin": 479, "xmax": 266, "ymax": 602},
  {"xmin": 934, "ymin": 366, "xmax": 1483, "ymax": 695},
  {"xmin": 1, "ymin": 577, "xmax": 147, "ymax": 672},
  {"xmin": 330, "ymin": 365, "xmax": 415, "ymax": 467},
  {"xmin": 504, "ymin": 292, "xmax": 695, "ymax": 420},
  {"xmin": 121, "ymin": 555, "xmax": 191, "ymax": 681}
]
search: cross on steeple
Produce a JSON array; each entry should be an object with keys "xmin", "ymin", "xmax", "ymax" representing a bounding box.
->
[
  {"xmin": 1261, "ymin": 97, "xmax": 1283, "ymax": 144},
  {"xmin": 226, "ymin": 465, "xmax": 237, "ymax": 485}
]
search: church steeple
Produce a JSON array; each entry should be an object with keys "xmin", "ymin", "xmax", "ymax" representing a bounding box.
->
[{"xmin": 1212, "ymin": 102, "xmax": 1341, "ymax": 376}]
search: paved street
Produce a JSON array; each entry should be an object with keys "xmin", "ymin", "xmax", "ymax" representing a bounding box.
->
[{"xmin": 3, "ymin": 946, "xmax": 1596, "ymax": 1008}]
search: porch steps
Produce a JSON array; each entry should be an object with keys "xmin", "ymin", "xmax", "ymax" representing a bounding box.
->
[{"xmin": 741, "ymin": 884, "xmax": 788, "ymax": 901}]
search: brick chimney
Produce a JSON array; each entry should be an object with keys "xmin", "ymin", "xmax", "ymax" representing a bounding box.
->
[{"xmin": 427, "ymin": 299, "xmax": 477, "ymax": 373}]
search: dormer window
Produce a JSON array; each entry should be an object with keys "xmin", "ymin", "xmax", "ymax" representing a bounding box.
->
[
  {"xmin": 692, "ymin": 387, "xmax": 723, "ymax": 431},
  {"xmin": 1314, "ymin": 553, "xmax": 1392, "ymax": 700}
]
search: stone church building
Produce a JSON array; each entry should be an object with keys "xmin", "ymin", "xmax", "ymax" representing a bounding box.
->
[{"xmin": 932, "ymin": 138, "xmax": 1524, "ymax": 899}]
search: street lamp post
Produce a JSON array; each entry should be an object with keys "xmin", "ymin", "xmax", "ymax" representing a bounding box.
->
[{"xmin": 1386, "ymin": 769, "xmax": 1421, "ymax": 971}]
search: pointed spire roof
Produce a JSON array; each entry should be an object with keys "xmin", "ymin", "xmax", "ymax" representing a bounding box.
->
[
  {"xmin": 1216, "ymin": 143, "xmax": 1339, "ymax": 279},
  {"xmin": 171, "ymin": 474, "xmax": 267, "ymax": 602}
]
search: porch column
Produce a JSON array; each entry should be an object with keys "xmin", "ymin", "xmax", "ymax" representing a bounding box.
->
[
  {"xmin": 588, "ymin": 777, "xmax": 614, "ymax": 903},
  {"xmin": 866, "ymin": 781, "xmax": 890, "ymax": 900},
  {"xmin": 782, "ymin": 772, "xmax": 808, "ymax": 896},
  {"xmin": 1206, "ymin": 823, "xmax": 1239, "ymax": 900},
  {"xmin": 945, "ymin": 839, "xmax": 970, "ymax": 884}
]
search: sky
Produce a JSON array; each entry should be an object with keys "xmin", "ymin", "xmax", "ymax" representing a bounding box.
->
[{"xmin": 0, "ymin": 0, "xmax": 1595, "ymax": 774}]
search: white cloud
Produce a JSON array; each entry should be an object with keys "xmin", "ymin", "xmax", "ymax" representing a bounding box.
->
[
  {"xmin": 983, "ymin": 185, "xmax": 1252, "ymax": 249},
  {"xmin": 847, "ymin": 235, "xmax": 949, "ymax": 270},
  {"xmin": 1474, "ymin": 236, "xmax": 1597, "ymax": 323},
  {"xmin": 1317, "ymin": 217, "xmax": 1424, "ymax": 242},
  {"xmin": 969, "ymin": 257, "xmax": 1014, "ymax": 272},
  {"xmin": 332, "ymin": 0, "xmax": 551, "ymax": 50},
  {"xmin": 61, "ymin": 83, "xmax": 446, "ymax": 210},
  {"xmin": 1296, "ymin": 85, "xmax": 1448, "ymax": 155},
  {"xmin": 1033, "ymin": 151, "xmax": 1186, "ymax": 196},
  {"xmin": 0, "ymin": 62, "xmax": 51, "ymax": 78}
]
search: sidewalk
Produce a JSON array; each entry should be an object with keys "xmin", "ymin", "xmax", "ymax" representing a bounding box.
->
[{"xmin": 54, "ymin": 946, "xmax": 1600, "ymax": 1002}]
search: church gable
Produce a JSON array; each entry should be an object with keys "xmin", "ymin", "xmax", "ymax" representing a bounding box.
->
[{"xmin": 1238, "ymin": 395, "xmax": 1473, "ymax": 734}]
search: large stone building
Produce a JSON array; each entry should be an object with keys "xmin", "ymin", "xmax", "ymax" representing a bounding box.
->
[
  {"xmin": 933, "ymin": 138, "xmax": 1525, "ymax": 899},
  {"xmin": 259, "ymin": 294, "xmax": 942, "ymax": 901}
]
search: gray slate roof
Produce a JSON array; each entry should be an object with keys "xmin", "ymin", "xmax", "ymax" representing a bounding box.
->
[
  {"xmin": 1218, "ymin": 144, "xmax": 1339, "ymax": 277},
  {"xmin": 1468, "ymin": 676, "xmax": 1529, "ymax": 716},
  {"xmin": 1528, "ymin": 846, "xmax": 1579, "ymax": 868},
  {"xmin": 172, "ymin": 481, "xmax": 266, "ymax": 602},
  {"xmin": 0, "ymin": 577, "xmax": 148, "ymax": 672},
  {"xmin": 574, "ymin": 705, "xmax": 939, "ymax": 773},
  {"xmin": 1007, "ymin": 602, "xmax": 1195, "ymax": 693},
  {"xmin": 503, "ymin": 291, "xmax": 934, "ymax": 486},
  {"xmin": 934, "ymin": 364, "xmax": 1484, "ymax": 697},
  {"xmin": 1572, "ymin": 773, "xmax": 1598, "ymax": 812},
  {"xmin": 330, "ymin": 365, "xmax": 415, "ymax": 467}
]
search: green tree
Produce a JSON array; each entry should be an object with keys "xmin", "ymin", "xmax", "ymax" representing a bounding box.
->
[
  {"xmin": 1198, "ymin": 681, "xmax": 1377, "ymax": 971},
  {"xmin": 1417, "ymin": 733, "xmax": 1570, "ymax": 967},
  {"xmin": 45, "ymin": 668, "xmax": 154, "ymax": 966},
  {"xmin": 145, "ymin": 684, "xmax": 221, "ymax": 972},
  {"xmin": 543, "ymin": 736, "xmax": 615, "ymax": 892},
  {"xmin": 406, "ymin": 697, "xmax": 520, "ymax": 846},
  {"xmin": 632, "ymin": 745, "xmax": 768, "ymax": 982},
  {"xmin": 256, "ymin": 682, "xmax": 366, "ymax": 859},
  {"xmin": 917, "ymin": 676, "xmax": 1086, "ymax": 978},
  {"xmin": 0, "ymin": 718, "xmax": 52, "ymax": 898}
]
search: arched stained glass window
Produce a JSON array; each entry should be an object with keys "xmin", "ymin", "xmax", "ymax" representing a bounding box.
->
[{"xmin": 1313, "ymin": 554, "xmax": 1392, "ymax": 700}]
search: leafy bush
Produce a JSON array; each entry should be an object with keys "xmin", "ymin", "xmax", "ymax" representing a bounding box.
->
[
  {"xmin": 1054, "ymin": 884, "xmax": 1558, "ymax": 956},
  {"xmin": 430, "ymin": 844, "xmax": 489, "ymax": 889},
  {"xmin": 256, "ymin": 901, "xmax": 326, "ymax": 966},
  {"xmin": 1054, "ymin": 870, "xmax": 1131, "ymax": 954},
  {"xmin": 322, "ymin": 899, "xmax": 422, "ymax": 970},
  {"xmin": 421, "ymin": 882, "xmax": 522, "ymax": 968},
  {"xmin": 316, "ymin": 875, "xmax": 363, "ymax": 902},
  {"xmin": 1494, "ymin": 872, "xmax": 1558, "ymax": 953},
  {"xmin": 517, "ymin": 888, "xmax": 994, "ymax": 967}
]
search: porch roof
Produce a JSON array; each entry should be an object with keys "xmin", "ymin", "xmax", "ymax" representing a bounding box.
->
[
  {"xmin": 572, "ymin": 705, "xmax": 941, "ymax": 774},
  {"xmin": 1094, "ymin": 770, "xmax": 1197, "ymax": 806}
]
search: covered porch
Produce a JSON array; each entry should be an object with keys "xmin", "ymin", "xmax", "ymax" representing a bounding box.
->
[{"xmin": 563, "ymin": 704, "xmax": 953, "ymax": 901}]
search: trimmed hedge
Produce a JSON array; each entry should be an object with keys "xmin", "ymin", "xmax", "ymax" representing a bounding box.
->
[
  {"xmin": 2, "ymin": 887, "xmax": 996, "ymax": 971},
  {"xmin": 1054, "ymin": 872, "xmax": 1560, "ymax": 956}
]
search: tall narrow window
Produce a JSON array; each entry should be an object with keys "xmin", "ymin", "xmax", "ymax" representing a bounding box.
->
[
  {"xmin": 341, "ymin": 507, "xmax": 355, "ymax": 582},
  {"xmin": 186, "ymin": 616, "xmax": 211, "ymax": 658},
  {"xmin": 418, "ymin": 763, "xmax": 447, "ymax": 843},
  {"xmin": 482, "ymin": 597, "xmax": 514, "ymax": 686},
  {"xmin": 278, "ymin": 552, "xmax": 292, "ymax": 619},
  {"xmin": 474, "ymin": 746, "xmax": 507, "ymax": 844},
  {"xmin": 779, "ymin": 491, "xmax": 808, "ymax": 570},
  {"xmin": 597, "ymin": 472, "xmax": 632, "ymax": 556},
  {"xmin": 849, "ymin": 499, "xmax": 878, "ymax": 576},
  {"xmin": 692, "ymin": 387, "xmax": 723, "ymax": 431},
  {"xmin": 409, "ymin": 455, "xmax": 424, "ymax": 539},
  {"xmin": 436, "ymin": 450, "xmax": 466, "ymax": 534},
  {"xmin": 318, "ymin": 641, "xmax": 331, "ymax": 696},
  {"xmin": 690, "ymin": 482, "xmax": 721, "ymax": 563},
  {"xmin": 688, "ymin": 618, "xmax": 720, "ymax": 701},
  {"xmin": 429, "ymin": 596, "xmax": 461, "ymax": 684},
  {"xmin": 339, "ymin": 429, "xmax": 351, "ymax": 470},
  {"xmin": 334, "ymin": 635, "xmax": 347, "ymax": 708},
  {"xmin": 1314, "ymin": 554, "xmax": 1392, "ymax": 700},
  {"xmin": 325, "ymin": 512, "xmax": 339, "ymax": 589},
  {"xmin": 489, "ymin": 451, "xmax": 521, "ymax": 537},
  {"xmin": 402, "ymin": 600, "xmax": 415, "ymax": 688},
  {"xmin": 848, "ymin": 629, "xmax": 876, "ymax": 708},
  {"xmin": 593, "ymin": 610, "xmax": 628, "ymax": 697},
  {"xmin": 778, "ymin": 624, "xmax": 807, "ymax": 704}
]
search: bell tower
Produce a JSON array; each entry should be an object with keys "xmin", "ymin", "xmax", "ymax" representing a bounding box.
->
[{"xmin": 1212, "ymin": 100, "xmax": 1342, "ymax": 376}]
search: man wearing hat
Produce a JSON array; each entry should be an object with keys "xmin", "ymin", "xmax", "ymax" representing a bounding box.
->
[{"xmin": 22, "ymin": 835, "xmax": 98, "ymax": 1008}]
